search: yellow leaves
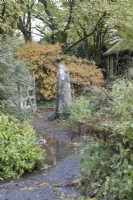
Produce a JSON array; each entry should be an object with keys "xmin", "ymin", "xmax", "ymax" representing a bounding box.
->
[
  {"xmin": 67, "ymin": 62, "xmax": 104, "ymax": 86},
  {"xmin": 17, "ymin": 42, "xmax": 61, "ymax": 58},
  {"xmin": 28, "ymin": 187, "xmax": 34, "ymax": 191},
  {"xmin": 17, "ymin": 42, "xmax": 104, "ymax": 100},
  {"xmin": 51, "ymin": 183, "xmax": 61, "ymax": 187},
  {"xmin": 37, "ymin": 71, "xmax": 46, "ymax": 78},
  {"xmin": 36, "ymin": 182, "xmax": 49, "ymax": 187}
]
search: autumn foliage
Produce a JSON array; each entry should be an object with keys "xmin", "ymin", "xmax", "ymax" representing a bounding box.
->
[{"xmin": 17, "ymin": 42, "xmax": 104, "ymax": 100}]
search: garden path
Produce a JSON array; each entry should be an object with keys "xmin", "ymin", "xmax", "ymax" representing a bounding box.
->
[{"xmin": 0, "ymin": 110, "xmax": 86, "ymax": 200}]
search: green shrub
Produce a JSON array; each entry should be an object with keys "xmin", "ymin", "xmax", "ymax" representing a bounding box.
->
[
  {"xmin": 68, "ymin": 86, "xmax": 110, "ymax": 134},
  {"xmin": 80, "ymin": 79, "xmax": 133, "ymax": 200},
  {"xmin": 0, "ymin": 39, "xmax": 32, "ymax": 121},
  {"xmin": 68, "ymin": 96, "xmax": 98, "ymax": 132},
  {"xmin": 0, "ymin": 114, "xmax": 44, "ymax": 180},
  {"xmin": 81, "ymin": 138, "xmax": 133, "ymax": 199}
]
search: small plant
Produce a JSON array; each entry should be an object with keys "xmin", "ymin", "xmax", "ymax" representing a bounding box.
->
[
  {"xmin": 68, "ymin": 96, "xmax": 98, "ymax": 132},
  {"xmin": 0, "ymin": 114, "xmax": 44, "ymax": 180}
]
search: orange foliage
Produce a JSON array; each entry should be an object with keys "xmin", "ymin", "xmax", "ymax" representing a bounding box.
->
[{"xmin": 17, "ymin": 42, "xmax": 104, "ymax": 100}]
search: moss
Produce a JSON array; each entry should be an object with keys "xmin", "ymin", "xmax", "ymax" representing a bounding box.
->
[{"xmin": 103, "ymin": 40, "xmax": 133, "ymax": 56}]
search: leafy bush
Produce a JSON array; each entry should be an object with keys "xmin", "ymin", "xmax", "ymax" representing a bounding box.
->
[
  {"xmin": 17, "ymin": 42, "xmax": 104, "ymax": 100},
  {"xmin": 0, "ymin": 40, "xmax": 32, "ymax": 120},
  {"xmin": 0, "ymin": 114, "xmax": 44, "ymax": 180},
  {"xmin": 81, "ymin": 136, "xmax": 133, "ymax": 200},
  {"xmin": 68, "ymin": 86, "xmax": 108, "ymax": 133},
  {"xmin": 80, "ymin": 79, "xmax": 133, "ymax": 200},
  {"xmin": 68, "ymin": 96, "xmax": 98, "ymax": 132}
]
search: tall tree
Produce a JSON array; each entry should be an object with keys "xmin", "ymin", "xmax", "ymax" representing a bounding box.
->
[
  {"xmin": 34, "ymin": 0, "xmax": 109, "ymax": 62},
  {"xmin": 35, "ymin": 0, "xmax": 75, "ymax": 45},
  {"xmin": 16, "ymin": 0, "xmax": 133, "ymax": 63},
  {"xmin": 17, "ymin": 0, "xmax": 35, "ymax": 42},
  {"xmin": 0, "ymin": 0, "xmax": 28, "ymax": 36},
  {"xmin": 106, "ymin": 1, "xmax": 133, "ymax": 44},
  {"xmin": 65, "ymin": 0, "xmax": 109, "ymax": 63}
]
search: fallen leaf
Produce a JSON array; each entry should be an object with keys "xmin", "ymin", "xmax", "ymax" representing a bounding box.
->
[
  {"xmin": 41, "ymin": 164, "xmax": 49, "ymax": 170},
  {"xmin": 72, "ymin": 142, "xmax": 79, "ymax": 147},
  {"xmin": 28, "ymin": 187, "xmax": 34, "ymax": 190},
  {"xmin": 19, "ymin": 186, "xmax": 26, "ymax": 190},
  {"xmin": 51, "ymin": 183, "xmax": 61, "ymax": 187},
  {"xmin": 36, "ymin": 182, "xmax": 49, "ymax": 186}
]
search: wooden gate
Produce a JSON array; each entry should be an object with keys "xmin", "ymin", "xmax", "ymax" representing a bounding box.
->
[{"xmin": 19, "ymin": 72, "xmax": 37, "ymax": 112}]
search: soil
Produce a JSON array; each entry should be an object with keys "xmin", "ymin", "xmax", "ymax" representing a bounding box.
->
[{"xmin": 0, "ymin": 110, "xmax": 87, "ymax": 200}]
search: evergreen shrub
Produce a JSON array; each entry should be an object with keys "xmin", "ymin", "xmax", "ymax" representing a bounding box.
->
[
  {"xmin": 0, "ymin": 40, "xmax": 32, "ymax": 120},
  {"xmin": 0, "ymin": 113, "xmax": 44, "ymax": 180}
]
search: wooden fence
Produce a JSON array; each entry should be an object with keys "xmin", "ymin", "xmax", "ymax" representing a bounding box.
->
[{"xmin": 19, "ymin": 72, "xmax": 37, "ymax": 112}]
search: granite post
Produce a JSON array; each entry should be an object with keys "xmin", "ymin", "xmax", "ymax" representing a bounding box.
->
[{"xmin": 56, "ymin": 64, "xmax": 71, "ymax": 118}]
